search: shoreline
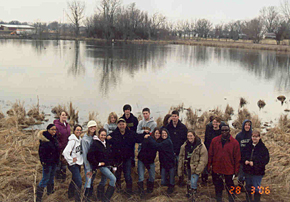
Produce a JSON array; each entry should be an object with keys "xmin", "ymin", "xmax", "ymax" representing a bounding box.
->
[{"xmin": 1, "ymin": 35, "xmax": 290, "ymax": 53}]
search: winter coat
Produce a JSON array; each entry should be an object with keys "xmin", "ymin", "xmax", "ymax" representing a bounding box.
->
[
  {"xmin": 121, "ymin": 113, "xmax": 139, "ymax": 132},
  {"xmin": 137, "ymin": 117, "xmax": 157, "ymax": 134},
  {"xmin": 242, "ymin": 139, "xmax": 269, "ymax": 176},
  {"xmin": 81, "ymin": 133, "xmax": 94, "ymax": 172},
  {"xmin": 38, "ymin": 130, "xmax": 59, "ymax": 166},
  {"xmin": 236, "ymin": 119, "xmax": 252, "ymax": 155},
  {"xmin": 204, "ymin": 121, "xmax": 226, "ymax": 150},
  {"xmin": 53, "ymin": 119, "xmax": 71, "ymax": 151},
  {"xmin": 208, "ymin": 135, "xmax": 241, "ymax": 175},
  {"xmin": 62, "ymin": 134, "xmax": 83, "ymax": 166},
  {"xmin": 104, "ymin": 123, "xmax": 117, "ymax": 135},
  {"xmin": 108, "ymin": 127, "xmax": 143, "ymax": 164},
  {"xmin": 165, "ymin": 120, "xmax": 188, "ymax": 155},
  {"xmin": 87, "ymin": 136, "xmax": 114, "ymax": 170},
  {"xmin": 178, "ymin": 137, "xmax": 208, "ymax": 176},
  {"xmin": 137, "ymin": 136, "xmax": 158, "ymax": 169},
  {"xmin": 148, "ymin": 130, "xmax": 175, "ymax": 169}
]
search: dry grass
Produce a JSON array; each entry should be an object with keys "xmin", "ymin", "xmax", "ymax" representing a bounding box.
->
[
  {"xmin": 239, "ymin": 97, "xmax": 248, "ymax": 108},
  {"xmin": 155, "ymin": 116, "xmax": 163, "ymax": 128},
  {"xmin": 0, "ymin": 102, "xmax": 288, "ymax": 201},
  {"xmin": 51, "ymin": 101, "xmax": 79, "ymax": 127},
  {"xmin": 231, "ymin": 108, "xmax": 261, "ymax": 131}
]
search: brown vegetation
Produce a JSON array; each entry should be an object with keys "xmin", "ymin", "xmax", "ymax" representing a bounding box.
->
[
  {"xmin": 51, "ymin": 101, "xmax": 79, "ymax": 127},
  {"xmin": 239, "ymin": 97, "xmax": 248, "ymax": 108},
  {"xmin": 0, "ymin": 101, "xmax": 288, "ymax": 201}
]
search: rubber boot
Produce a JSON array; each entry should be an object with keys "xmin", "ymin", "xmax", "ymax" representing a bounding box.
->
[
  {"xmin": 254, "ymin": 192, "xmax": 261, "ymax": 202},
  {"xmin": 167, "ymin": 184, "xmax": 174, "ymax": 194},
  {"xmin": 47, "ymin": 184, "xmax": 54, "ymax": 195},
  {"xmin": 246, "ymin": 190, "xmax": 253, "ymax": 202},
  {"xmin": 215, "ymin": 191, "xmax": 222, "ymax": 202},
  {"xmin": 68, "ymin": 182, "xmax": 75, "ymax": 199},
  {"xmin": 36, "ymin": 186, "xmax": 44, "ymax": 202},
  {"xmin": 146, "ymin": 180, "xmax": 154, "ymax": 193},
  {"xmin": 125, "ymin": 183, "xmax": 133, "ymax": 197},
  {"xmin": 137, "ymin": 181, "xmax": 145, "ymax": 198},
  {"xmin": 116, "ymin": 180, "xmax": 122, "ymax": 193},
  {"xmin": 103, "ymin": 185, "xmax": 115, "ymax": 202},
  {"xmin": 97, "ymin": 185, "xmax": 105, "ymax": 201},
  {"xmin": 84, "ymin": 188, "xmax": 92, "ymax": 202}
]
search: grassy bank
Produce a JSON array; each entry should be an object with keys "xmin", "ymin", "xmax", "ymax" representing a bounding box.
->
[
  {"xmin": 0, "ymin": 101, "xmax": 289, "ymax": 201},
  {"xmin": 2, "ymin": 35, "xmax": 290, "ymax": 53}
]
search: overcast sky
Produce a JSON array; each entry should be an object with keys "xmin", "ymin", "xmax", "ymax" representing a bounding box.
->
[{"xmin": 0, "ymin": 0, "xmax": 283, "ymax": 25}]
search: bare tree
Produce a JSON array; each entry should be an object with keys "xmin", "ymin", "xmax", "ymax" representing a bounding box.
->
[
  {"xmin": 194, "ymin": 19, "xmax": 212, "ymax": 38},
  {"xmin": 66, "ymin": 0, "xmax": 85, "ymax": 38},
  {"xmin": 242, "ymin": 17, "xmax": 265, "ymax": 43},
  {"xmin": 260, "ymin": 6, "xmax": 280, "ymax": 32},
  {"xmin": 281, "ymin": 0, "xmax": 290, "ymax": 20}
]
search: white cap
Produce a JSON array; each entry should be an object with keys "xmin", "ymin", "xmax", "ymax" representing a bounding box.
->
[{"xmin": 87, "ymin": 120, "xmax": 97, "ymax": 128}]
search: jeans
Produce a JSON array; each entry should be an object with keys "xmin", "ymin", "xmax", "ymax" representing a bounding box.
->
[
  {"xmin": 174, "ymin": 154, "xmax": 179, "ymax": 176},
  {"xmin": 84, "ymin": 165, "xmax": 96, "ymax": 189},
  {"xmin": 115, "ymin": 158, "xmax": 132, "ymax": 185},
  {"xmin": 99, "ymin": 167, "xmax": 117, "ymax": 187},
  {"xmin": 68, "ymin": 165, "xmax": 82, "ymax": 190},
  {"xmin": 161, "ymin": 167, "xmax": 175, "ymax": 186},
  {"xmin": 238, "ymin": 164, "xmax": 245, "ymax": 183},
  {"xmin": 138, "ymin": 160, "xmax": 155, "ymax": 182},
  {"xmin": 39, "ymin": 164, "xmax": 57, "ymax": 188},
  {"xmin": 212, "ymin": 172, "xmax": 235, "ymax": 202},
  {"xmin": 245, "ymin": 173, "xmax": 263, "ymax": 193},
  {"xmin": 187, "ymin": 169, "xmax": 199, "ymax": 189}
]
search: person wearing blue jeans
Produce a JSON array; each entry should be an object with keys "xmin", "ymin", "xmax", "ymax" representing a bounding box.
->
[
  {"xmin": 63, "ymin": 125, "xmax": 84, "ymax": 202},
  {"xmin": 178, "ymin": 130, "xmax": 208, "ymax": 198},
  {"xmin": 88, "ymin": 128, "xmax": 117, "ymax": 202},
  {"xmin": 36, "ymin": 124, "xmax": 59, "ymax": 202},
  {"xmin": 242, "ymin": 130, "xmax": 269, "ymax": 202}
]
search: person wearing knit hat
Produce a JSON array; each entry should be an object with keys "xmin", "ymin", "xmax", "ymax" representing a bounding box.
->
[{"xmin": 82, "ymin": 120, "xmax": 98, "ymax": 201}]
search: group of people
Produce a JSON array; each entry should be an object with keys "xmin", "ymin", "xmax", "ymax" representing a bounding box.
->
[{"xmin": 35, "ymin": 104, "xmax": 270, "ymax": 202}]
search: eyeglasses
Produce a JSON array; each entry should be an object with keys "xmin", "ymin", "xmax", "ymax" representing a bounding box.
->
[{"xmin": 221, "ymin": 129, "xmax": 229, "ymax": 132}]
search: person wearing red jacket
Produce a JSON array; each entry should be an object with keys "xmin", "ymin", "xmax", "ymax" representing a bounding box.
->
[{"xmin": 208, "ymin": 125, "xmax": 241, "ymax": 202}]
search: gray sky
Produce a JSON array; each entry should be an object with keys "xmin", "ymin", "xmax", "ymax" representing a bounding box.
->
[{"xmin": 0, "ymin": 0, "xmax": 283, "ymax": 25}]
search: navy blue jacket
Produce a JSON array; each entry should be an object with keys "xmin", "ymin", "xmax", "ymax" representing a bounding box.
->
[
  {"xmin": 242, "ymin": 139, "xmax": 269, "ymax": 176},
  {"xmin": 166, "ymin": 120, "xmax": 188, "ymax": 155},
  {"xmin": 236, "ymin": 119, "xmax": 252, "ymax": 156},
  {"xmin": 204, "ymin": 121, "xmax": 226, "ymax": 150},
  {"xmin": 121, "ymin": 113, "xmax": 139, "ymax": 132}
]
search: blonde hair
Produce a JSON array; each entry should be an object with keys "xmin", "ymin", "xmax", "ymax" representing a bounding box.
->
[{"xmin": 107, "ymin": 112, "xmax": 118, "ymax": 124}]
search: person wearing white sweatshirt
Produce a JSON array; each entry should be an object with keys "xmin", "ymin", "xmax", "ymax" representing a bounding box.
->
[{"xmin": 63, "ymin": 125, "xmax": 83, "ymax": 202}]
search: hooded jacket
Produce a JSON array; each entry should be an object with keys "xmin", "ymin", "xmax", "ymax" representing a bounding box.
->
[
  {"xmin": 104, "ymin": 122, "xmax": 117, "ymax": 135},
  {"xmin": 148, "ymin": 128, "xmax": 175, "ymax": 169},
  {"xmin": 242, "ymin": 139, "xmax": 269, "ymax": 176},
  {"xmin": 62, "ymin": 134, "xmax": 83, "ymax": 166},
  {"xmin": 121, "ymin": 113, "xmax": 139, "ymax": 132},
  {"xmin": 38, "ymin": 130, "xmax": 59, "ymax": 166},
  {"xmin": 137, "ymin": 135, "xmax": 159, "ymax": 169},
  {"xmin": 236, "ymin": 119, "xmax": 252, "ymax": 155},
  {"xmin": 53, "ymin": 119, "xmax": 71, "ymax": 151},
  {"xmin": 165, "ymin": 120, "xmax": 188, "ymax": 155},
  {"xmin": 108, "ymin": 127, "xmax": 143, "ymax": 164},
  {"xmin": 87, "ymin": 135, "xmax": 113, "ymax": 170},
  {"xmin": 137, "ymin": 117, "xmax": 157, "ymax": 134},
  {"xmin": 81, "ymin": 133, "xmax": 94, "ymax": 172},
  {"xmin": 208, "ymin": 135, "xmax": 241, "ymax": 175},
  {"xmin": 178, "ymin": 136, "xmax": 208, "ymax": 176}
]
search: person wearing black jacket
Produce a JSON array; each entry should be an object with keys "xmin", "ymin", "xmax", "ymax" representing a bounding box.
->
[
  {"xmin": 242, "ymin": 130, "xmax": 269, "ymax": 202},
  {"xmin": 36, "ymin": 124, "xmax": 59, "ymax": 202},
  {"xmin": 107, "ymin": 118, "xmax": 143, "ymax": 195},
  {"xmin": 87, "ymin": 128, "xmax": 116, "ymax": 202},
  {"xmin": 147, "ymin": 128, "xmax": 175, "ymax": 194},
  {"xmin": 121, "ymin": 104, "xmax": 139, "ymax": 132},
  {"xmin": 165, "ymin": 110, "xmax": 188, "ymax": 181},
  {"xmin": 137, "ymin": 128, "xmax": 161, "ymax": 196}
]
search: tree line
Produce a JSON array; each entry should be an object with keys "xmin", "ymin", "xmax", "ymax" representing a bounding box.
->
[{"xmin": 2, "ymin": 0, "xmax": 290, "ymax": 45}]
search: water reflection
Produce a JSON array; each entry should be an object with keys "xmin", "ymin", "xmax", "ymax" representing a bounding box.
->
[{"xmin": 67, "ymin": 41, "xmax": 85, "ymax": 76}]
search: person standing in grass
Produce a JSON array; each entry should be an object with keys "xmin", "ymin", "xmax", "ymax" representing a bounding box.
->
[
  {"xmin": 87, "ymin": 128, "xmax": 116, "ymax": 202},
  {"xmin": 137, "ymin": 127, "xmax": 161, "ymax": 197},
  {"xmin": 104, "ymin": 112, "xmax": 118, "ymax": 135},
  {"xmin": 146, "ymin": 128, "xmax": 175, "ymax": 194},
  {"xmin": 54, "ymin": 111, "xmax": 71, "ymax": 181},
  {"xmin": 208, "ymin": 125, "xmax": 241, "ymax": 202},
  {"xmin": 63, "ymin": 125, "xmax": 83, "ymax": 202},
  {"xmin": 242, "ymin": 130, "xmax": 269, "ymax": 202},
  {"xmin": 178, "ymin": 130, "xmax": 208, "ymax": 198},
  {"xmin": 36, "ymin": 124, "xmax": 59, "ymax": 202},
  {"xmin": 82, "ymin": 120, "xmax": 98, "ymax": 201},
  {"xmin": 165, "ymin": 110, "xmax": 188, "ymax": 182},
  {"xmin": 236, "ymin": 119, "xmax": 252, "ymax": 189}
]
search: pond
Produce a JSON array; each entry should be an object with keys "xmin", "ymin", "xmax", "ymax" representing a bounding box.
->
[{"xmin": 1, "ymin": 39, "xmax": 290, "ymax": 125}]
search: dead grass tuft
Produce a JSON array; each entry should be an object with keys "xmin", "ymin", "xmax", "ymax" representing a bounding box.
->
[
  {"xmin": 239, "ymin": 97, "xmax": 247, "ymax": 108},
  {"xmin": 155, "ymin": 116, "xmax": 163, "ymax": 128},
  {"xmin": 51, "ymin": 102, "xmax": 79, "ymax": 127}
]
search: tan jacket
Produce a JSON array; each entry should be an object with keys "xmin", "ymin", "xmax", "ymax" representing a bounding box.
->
[{"xmin": 178, "ymin": 139, "xmax": 208, "ymax": 176}]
